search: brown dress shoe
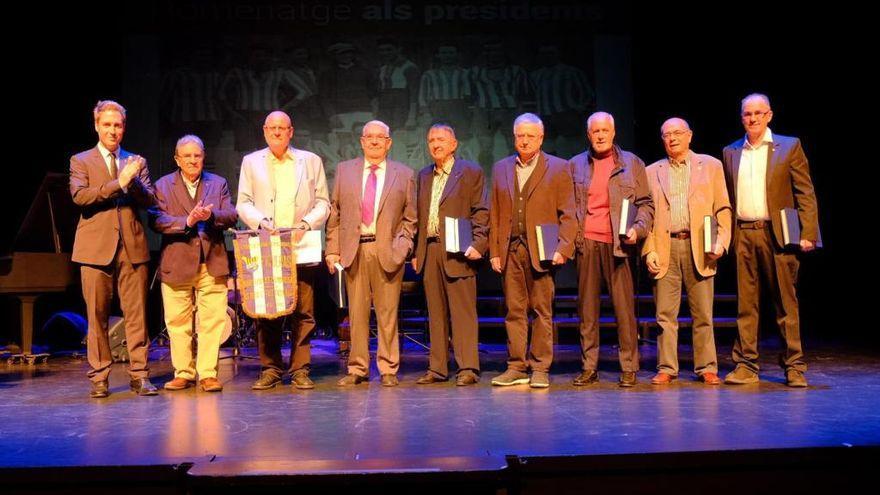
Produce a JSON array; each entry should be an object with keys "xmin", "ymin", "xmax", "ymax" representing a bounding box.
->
[
  {"xmin": 699, "ymin": 372, "xmax": 721, "ymax": 385},
  {"xmin": 651, "ymin": 372, "xmax": 677, "ymax": 385},
  {"xmin": 337, "ymin": 374, "xmax": 368, "ymax": 386},
  {"xmin": 455, "ymin": 371, "xmax": 479, "ymax": 386},
  {"xmin": 416, "ymin": 372, "xmax": 447, "ymax": 385},
  {"xmin": 380, "ymin": 374, "xmax": 399, "ymax": 387},
  {"xmin": 291, "ymin": 372, "xmax": 315, "ymax": 390},
  {"xmin": 164, "ymin": 377, "xmax": 194, "ymax": 390},
  {"xmin": 199, "ymin": 377, "xmax": 223, "ymax": 392},
  {"xmin": 90, "ymin": 380, "xmax": 109, "ymax": 398}
]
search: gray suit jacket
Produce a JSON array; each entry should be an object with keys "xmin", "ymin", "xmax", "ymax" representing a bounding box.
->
[{"xmin": 326, "ymin": 158, "xmax": 417, "ymax": 273}]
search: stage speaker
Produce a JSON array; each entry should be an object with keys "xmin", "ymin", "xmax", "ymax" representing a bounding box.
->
[
  {"xmin": 39, "ymin": 311, "xmax": 87, "ymax": 352},
  {"xmin": 107, "ymin": 316, "xmax": 129, "ymax": 363}
]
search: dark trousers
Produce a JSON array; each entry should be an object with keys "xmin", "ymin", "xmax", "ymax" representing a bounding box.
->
[
  {"xmin": 576, "ymin": 238, "xmax": 639, "ymax": 372},
  {"xmin": 733, "ymin": 224, "xmax": 804, "ymax": 372},
  {"xmin": 423, "ymin": 241, "xmax": 480, "ymax": 378},
  {"xmin": 256, "ymin": 266, "xmax": 316, "ymax": 378},
  {"xmin": 502, "ymin": 241, "xmax": 555, "ymax": 373}
]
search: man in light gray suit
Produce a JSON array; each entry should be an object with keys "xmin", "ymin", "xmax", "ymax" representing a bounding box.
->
[{"xmin": 237, "ymin": 110, "xmax": 330, "ymax": 390}]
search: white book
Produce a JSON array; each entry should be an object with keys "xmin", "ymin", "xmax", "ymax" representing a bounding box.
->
[{"xmin": 295, "ymin": 230, "xmax": 323, "ymax": 265}]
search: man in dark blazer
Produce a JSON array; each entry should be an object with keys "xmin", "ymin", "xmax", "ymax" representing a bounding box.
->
[
  {"xmin": 412, "ymin": 123, "xmax": 488, "ymax": 386},
  {"xmin": 488, "ymin": 113, "xmax": 577, "ymax": 389},
  {"xmin": 722, "ymin": 93, "xmax": 819, "ymax": 388},
  {"xmin": 326, "ymin": 120, "xmax": 417, "ymax": 387},
  {"xmin": 568, "ymin": 111, "xmax": 654, "ymax": 388},
  {"xmin": 149, "ymin": 135, "xmax": 238, "ymax": 392},
  {"xmin": 69, "ymin": 100, "xmax": 157, "ymax": 398}
]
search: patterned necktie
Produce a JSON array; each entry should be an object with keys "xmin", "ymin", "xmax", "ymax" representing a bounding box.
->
[{"xmin": 361, "ymin": 164, "xmax": 378, "ymax": 226}]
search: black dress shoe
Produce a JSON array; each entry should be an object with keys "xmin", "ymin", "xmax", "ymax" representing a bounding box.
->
[
  {"xmin": 130, "ymin": 378, "xmax": 159, "ymax": 396},
  {"xmin": 618, "ymin": 371, "xmax": 637, "ymax": 388},
  {"xmin": 90, "ymin": 380, "xmax": 109, "ymax": 398},
  {"xmin": 572, "ymin": 370, "xmax": 599, "ymax": 386}
]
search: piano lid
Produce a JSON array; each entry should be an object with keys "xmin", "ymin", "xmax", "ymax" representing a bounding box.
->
[{"xmin": 9, "ymin": 172, "xmax": 78, "ymax": 254}]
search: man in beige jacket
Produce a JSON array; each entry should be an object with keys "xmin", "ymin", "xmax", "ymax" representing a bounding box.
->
[{"xmin": 643, "ymin": 117, "xmax": 731, "ymax": 385}]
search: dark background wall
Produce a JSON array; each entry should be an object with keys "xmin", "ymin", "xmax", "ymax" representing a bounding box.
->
[{"xmin": 2, "ymin": 1, "xmax": 847, "ymax": 344}]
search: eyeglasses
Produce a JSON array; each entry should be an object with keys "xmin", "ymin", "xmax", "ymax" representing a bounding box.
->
[
  {"xmin": 661, "ymin": 130, "xmax": 690, "ymax": 140},
  {"xmin": 741, "ymin": 110, "xmax": 770, "ymax": 119},
  {"xmin": 264, "ymin": 126, "xmax": 291, "ymax": 133},
  {"xmin": 176, "ymin": 153, "xmax": 204, "ymax": 160}
]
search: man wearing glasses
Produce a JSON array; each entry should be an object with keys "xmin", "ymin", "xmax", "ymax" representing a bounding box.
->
[
  {"xmin": 326, "ymin": 120, "xmax": 417, "ymax": 387},
  {"xmin": 643, "ymin": 118, "xmax": 731, "ymax": 386},
  {"xmin": 237, "ymin": 110, "xmax": 330, "ymax": 391},
  {"xmin": 722, "ymin": 94, "xmax": 819, "ymax": 388}
]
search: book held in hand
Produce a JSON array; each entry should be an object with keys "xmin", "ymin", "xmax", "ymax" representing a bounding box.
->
[
  {"xmin": 618, "ymin": 198, "xmax": 638, "ymax": 238},
  {"xmin": 536, "ymin": 223, "xmax": 559, "ymax": 262},
  {"xmin": 444, "ymin": 216, "xmax": 473, "ymax": 253},
  {"xmin": 703, "ymin": 215, "xmax": 718, "ymax": 254}
]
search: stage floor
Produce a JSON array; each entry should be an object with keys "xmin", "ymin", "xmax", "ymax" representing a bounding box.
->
[{"xmin": 2, "ymin": 338, "xmax": 879, "ymax": 474}]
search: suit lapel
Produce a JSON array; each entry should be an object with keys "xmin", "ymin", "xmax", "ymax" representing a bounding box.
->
[
  {"xmin": 439, "ymin": 159, "xmax": 463, "ymax": 204},
  {"xmin": 657, "ymin": 160, "xmax": 671, "ymax": 205},
  {"xmin": 419, "ymin": 168, "xmax": 433, "ymax": 216},
  {"xmin": 688, "ymin": 150, "xmax": 701, "ymax": 200},
  {"xmin": 729, "ymin": 138, "xmax": 744, "ymax": 193},
  {"xmin": 289, "ymin": 148, "xmax": 304, "ymax": 200},
  {"xmin": 525, "ymin": 153, "xmax": 549, "ymax": 200},
  {"xmin": 765, "ymin": 138, "xmax": 780, "ymax": 200},
  {"xmin": 172, "ymin": 171, "xmax": 197, "ymax": 211},
  {"xmin": 90, "ymin": 147, "xmax": 113, "ymax": 182},
  {"xmin": 505, "ymin": 159, "xmax": 516, "ymax": 202},
  {"xmin": 377, "ymin": 161, "xmax": 397, "ymax": 215}
]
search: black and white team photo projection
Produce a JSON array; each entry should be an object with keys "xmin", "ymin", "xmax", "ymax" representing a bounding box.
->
[{"xmin": 123, "ymin": 1, "xmax": 628, "ymax": 197}]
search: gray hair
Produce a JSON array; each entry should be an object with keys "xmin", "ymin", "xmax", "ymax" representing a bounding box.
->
[
  {"xmin": 586, "ymin": 111, "xmax": 615, "ymax": 131},
  {"xmin": 362, "ymin": 120, "xmax": 391, "ymax": 137},
  {"xmin": 427, "ymin": 122, "xmax": 456, "ymax": 139},
  {"xmin": 175, "ymin": 135, "xmax": 205, "ymax": 155},
  {"xmin": 512, "ymin": 113, "xmax": 544, "ymax": 133},
  {"xmin": 741, "ymin": 93, "xmax": 771, "ymax": 111},
  {"xmin": 93, "ymin": 100, "xmax": 126, "ymax": 122}
]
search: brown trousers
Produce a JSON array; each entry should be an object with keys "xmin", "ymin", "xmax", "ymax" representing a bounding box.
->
[
  {"xmin": 346, "ymin": 241, "xmax": 404, "ymax": 377},
  {"xmin": 256, "ymin": 265, "xmax": 316, "ymax": 378},
  {"xmin": 733, "ymin": 224, "xmax": 804, "ymax": 372},
  {"xmin": 81, "ymin": 243, "xmax": 150, "ymax": 383},
  {"xmin": 423, "ymin": 241, "xmax": 480, "ymax": 378},
  {"xmin": 576, "ymin": 238, "xmax": 640, "ymax": 372},
  {"xmin": 502, "ymin": 241, "xmax": 555, "ymax": 373}
]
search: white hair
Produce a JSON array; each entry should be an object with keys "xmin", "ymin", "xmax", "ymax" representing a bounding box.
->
[
  {"xmin": 512, "ymin": 113, "xmax": 544, "ymax": 133},
  {"xmin": 175, "ymin": 135, "xmax": 205, "ymax": 155},
  {"xmin": 741, "ymin": 93, "xmax": 771, "ymax": 111},
  {"xmin": 362, "ymin": 120, "xmax": 391, "ymax": 136},
  {"xmin": 586, "ymin": 111, "xmax": 615, "ymax": 131}
]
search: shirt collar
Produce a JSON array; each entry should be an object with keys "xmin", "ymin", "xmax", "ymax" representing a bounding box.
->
[
  {"xmin": 744, "ymin": 128, "xmax": 773, "ymax": 150},
  {"xmin": 97, "ymin": 142, "xmax": 117, "ymax": 160},
  {"xmin": 434, "ymin": 156, "xmax": 455, "ymax": 175},
  {"xmin": 365, "ymin": 159, "xmax": 387, "ymax": 171},
  {"xmin": 515, "ymin": 152, "xmax": 540, "ymax": 168}
]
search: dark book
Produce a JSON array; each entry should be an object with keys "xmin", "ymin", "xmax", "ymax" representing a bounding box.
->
[
  {"xmin": 780, "ymin": 207, "xmax": 823, "ymax": 249},
  {"xmin": 536, "ymin": 223, "xmax": 559, "ymax": 262}
]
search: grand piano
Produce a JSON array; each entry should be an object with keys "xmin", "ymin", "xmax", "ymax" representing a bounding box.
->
[{"xmin": 0, "ymin": 173, "xmax": 77, "ymax": 362}]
